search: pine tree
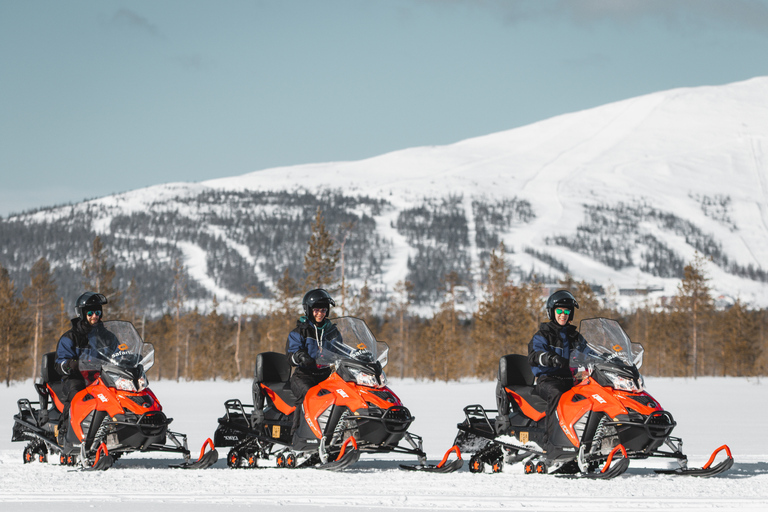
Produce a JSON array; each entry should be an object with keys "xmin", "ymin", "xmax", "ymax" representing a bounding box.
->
[
  {"xmin": 416, "ymin": 272, "xmax": 466, "ymax": 381},
  {"xmin": 335, "ymin": 221, "xmax": 356, "ymax": 314},
  {"xmin": 672, "ymin": 253, "xmax": 714, "ymax": 378},
  {"xmin": 234, "ymin": 286, "xmax": 260, "ymax": 379},
  {"xmin": 168, "ymin": 258, "xmax": 188, "ymax": 382},
  {"xmin": 473, "ymin": 245, "xmax": 514, "ymax": 378},
  {"xmin": 122, "ymin": 278, "xmax": 142, "ymax": 326},
  {"xmin": 382, "ymin": 280, "xmax": 414, "ymax": 378},
  {"xmin": 304, "ymin": 208, "xmax": 339, "ymax": 290},
  {"xmin": 473, "ymin": 245, "xmax": 541, "ymax": 378},
  {"xmin": 82, "ymin": 236, "xmax": 120, "ymax": 311},
  {"xmin": 255, "ymin": 269, "xmax": 302, "ymax": 356},
  {"xmin": 1, "ymin": 265, "xmax": 25, "ymax": 386},
  {"xmin": 274, "ymin": 268, "xmax": 301, "ymax": 317},
  {"xmin": 350, "ymin": 281, "xmax": 375, "ymax": 325},
  {"xmin": 22, "ymin": 258, "xmax": 59, "ymax": 381},
  {"xmin": 716, "ymin": 299, "xmax": 758, "ymax": 376}
]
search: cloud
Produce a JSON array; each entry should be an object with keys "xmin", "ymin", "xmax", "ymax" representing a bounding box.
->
[{"xmin": 110, "ymin": 8, "xmax": 162, "ymax": 38}]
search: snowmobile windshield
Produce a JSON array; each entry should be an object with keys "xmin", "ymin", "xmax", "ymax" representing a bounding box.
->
[
  {"xmin": 574, "ymin": 317, "xmax": 644, "ymax": 370},
  {"xmin": 315, "ymin": 316, "xmax": 389, "ymax": 368},
  {"xmin": 78, "ymin": 320, "xmax": 155, "ymax": 372}
]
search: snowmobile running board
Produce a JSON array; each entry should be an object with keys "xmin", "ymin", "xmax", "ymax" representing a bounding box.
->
[
  {"xmin": 655, "ymin": 444, "xmax": 734, "ymax": 477},
  {"xmin": 169, "ymin": 438, "xmax": 219, "ymax": 469},
  {"xmin": 400, "ymin": 445, "xmax": 464, "ymax": 473}
]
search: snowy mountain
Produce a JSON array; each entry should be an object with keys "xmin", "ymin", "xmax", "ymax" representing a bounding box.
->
[{"xmin": 2, "ymin": 77, "xmax": 768, "ymax": 313}]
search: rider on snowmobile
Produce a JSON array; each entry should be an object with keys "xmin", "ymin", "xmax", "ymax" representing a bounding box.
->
[
  {"xmin": 54, "ymin": 291, "xmax": 109, "ymax": 444},
  {"xmin": 527, "ymin": 289, "xmax": 588, "ymax": 450},
  {"xmin": 286, "ymin": 289, "xmax": 340, "ymax": 402}
]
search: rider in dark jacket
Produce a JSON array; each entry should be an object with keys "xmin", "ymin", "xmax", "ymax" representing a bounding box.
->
[
  {"xmin": 54, "ymin": 292, "xmax": 108, "ymax": 444},
  {"xmin": 527, "ymin": 289, "xmax": 586, "ymax": 449},
  {"xmin": 286, "ymin": 289, "xmax": 339, "ymax": 401}
]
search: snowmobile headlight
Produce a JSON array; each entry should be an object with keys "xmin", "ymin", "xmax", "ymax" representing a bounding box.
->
[
  {"xmin": 347, "ymin": 366, "xmax": 386, "ymax": 388},
  {"xmin": 603, "ymin": 371, "xmax": 644, "ymax": 392},
  {"xmin": 106, "ymin": 370, "xmax": 138, "ymax": 392}
]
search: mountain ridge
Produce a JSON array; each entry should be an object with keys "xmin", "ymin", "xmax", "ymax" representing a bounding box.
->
[{"xmin": 3, "ymin": 77, "xmax": 768, "ymax": 313}]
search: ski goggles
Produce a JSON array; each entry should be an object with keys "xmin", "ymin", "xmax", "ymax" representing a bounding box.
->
[
  {"xmin": 312, "ymin": 307, "xmax": 328, "ymax": 314},
  {"xmin": 86, "ymin": 310, "xmax": 103, "ymax": 317},
  {"xmin": 554, "ymin": 308, "xmax": 571, "ymax": 315}
]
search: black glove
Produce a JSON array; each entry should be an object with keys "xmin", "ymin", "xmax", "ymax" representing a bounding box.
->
[
  {"xmin": 544, "ymin": 353, "xmax": 569, "ymax": 369},
  {"xmin": 292, "ymin": 351, "xmax": 316, "ymax": 368},
  {"xmin": 58, "ymin": 359, "xmax": 78, "ymax": 375}
]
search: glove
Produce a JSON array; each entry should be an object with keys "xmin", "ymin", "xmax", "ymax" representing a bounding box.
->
[
  {"xmin": 59, "ymin": 359, "xmax": 78, "ymax": 375},
  {"xmin": 292, "ymin": 351, "xmax": 316, "ymax": 369},
  {"xmin": 544, "ymin": 353, "xmax": 569, "ymax": 369}
]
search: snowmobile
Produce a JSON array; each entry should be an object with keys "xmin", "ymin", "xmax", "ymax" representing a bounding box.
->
[
  {"xmin": 214, "ymin": 316, "xmax": 462, "ymax": 472},
  {"xmin": 454, "ymin": 317, "xmax": 733, "ymax": 479},
  {"xmin": 12, "ymin": 320, "xmax": 218, "ymax": 471}
]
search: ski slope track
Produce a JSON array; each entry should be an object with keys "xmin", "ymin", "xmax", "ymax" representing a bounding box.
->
[{"xmin": 1, "ymin": 378, "xmax": 767, "ymax": 511}]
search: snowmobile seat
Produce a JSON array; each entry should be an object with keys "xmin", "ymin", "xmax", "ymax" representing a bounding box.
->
[
  {"xmin": 498, "ymin": 354, "xmax": 535, "ymax": 388},
  {"xmin": 39, "ymin": 352, "xmax": 65, "ymax": 410},
  {"xmin": 498, "ymin": 354, "xmax": 546, "ymax": 416},
  {"xmin": 252, "ymin": 352, "xmax": 298, "ymax": 414}
]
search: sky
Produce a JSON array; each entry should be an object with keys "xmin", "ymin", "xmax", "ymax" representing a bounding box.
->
[{"xmin": 2, "ymin": 0, "xmax": 768, "ymax": 217}]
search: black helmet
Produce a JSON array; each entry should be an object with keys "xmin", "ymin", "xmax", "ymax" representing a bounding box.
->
[
  {"xmin": 546, "ymin": 289, "xmax": 579, "ymax": 322},
  {"xmin": 302, "ymin": 289, "xmax": 336, "ymax": 319},
  {"xmin": 75, "ymin": 292, "xmax": 108, "ymax": 321}
]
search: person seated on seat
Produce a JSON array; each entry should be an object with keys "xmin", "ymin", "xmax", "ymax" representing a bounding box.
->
[
  {"xmin": 527, "ymin": 289, "xmax": 587, "ymax": 450},
  {"xmin": 285, "ymin": 289, "xmax": 340, "ymax": 403},
  {"xmin": 54, "ymin": 291, "xmax": 108, "ymax": 445}
]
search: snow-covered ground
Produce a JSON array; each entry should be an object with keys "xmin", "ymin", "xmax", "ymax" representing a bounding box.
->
[{"xmin": 1, "ymin": 377, "xmax": 766, "ymax": 511}]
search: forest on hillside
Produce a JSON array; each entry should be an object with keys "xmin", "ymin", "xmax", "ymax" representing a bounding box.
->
[{"xmin": 1, "ymin": 209, "xmax": 766, "ymax": 386}]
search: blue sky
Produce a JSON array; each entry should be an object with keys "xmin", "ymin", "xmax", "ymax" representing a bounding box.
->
[{"xmin": 2, "ymin": 0, "xmax": 768, "ymax": 216}]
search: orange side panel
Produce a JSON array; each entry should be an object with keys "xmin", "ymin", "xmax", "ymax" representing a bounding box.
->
[
  {"xmin": 260, "ymin": 384, "xmax": 297, "ymax": 416},
  {"xmin": 557, "ymin": 378, "xmax": 632, "ymax": 448},
  {"xmin": 505, "ymin": 387, "xmax": 545, "ymax": 422},
  {"xmin": 303, "ymin": 389, "xmax": 335, "ymax": 439},
  {"xmin": 47, "ymin": 384, "xmax": 65, "ymax": 413},
  {"xmin": 69, "ymin": 379, "xmax": 126, "ymax": 441}
]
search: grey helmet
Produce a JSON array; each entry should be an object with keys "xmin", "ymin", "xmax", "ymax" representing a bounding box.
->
[
  {"xmin": 74, "ymin": 292, "xmax": 108, "ymax": 321},
  {"xmin": 546, "ymin": 289, "xmax": 579, "ymax": 322}
]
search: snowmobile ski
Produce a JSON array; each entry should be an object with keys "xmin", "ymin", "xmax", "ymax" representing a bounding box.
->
[
  {"xmin": 169, "ymin": 438, "xmax": 219, "ymax": 469},
  {"xmin": 316, "ymin": 437, "xmax": 360, "ymax": 471},
  {"xmin": 655, "ymin": 444, "xmax": 734, "ymax": 477},
  {"xmin": 576, "ymin": 444, "xmax": 630, "ymax": 480},
  {"xmin": 85, "ymin": 443, "xmax": 114, "ymax": 471},
  {"xmin": 400, "ymin": 445, "xmax": 463, "ymax": 473}
]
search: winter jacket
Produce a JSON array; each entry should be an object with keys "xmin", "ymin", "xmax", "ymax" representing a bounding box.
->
[
  {"xmin": 55, "ymin": 318, "xmax": 99, "ymax": 379},
  {"xmin": 527, "ymin": 321, "xmax": 587, "ymax": 379},
  {"xmin": 285, "ymin": 317, "xmax": 339, "ymax": 365}
]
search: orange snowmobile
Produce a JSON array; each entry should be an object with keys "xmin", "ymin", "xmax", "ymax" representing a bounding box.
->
[
  {"xmin": 454, "ymin": 318, "xmax": 733, "ymax": 479},
  {"xmin": 12, "ymin": 320, "xmax": 217, "ymax": 470},
  {"xmin": 214, "ymin": 316, "xmax": 461, "ymax": 472}
]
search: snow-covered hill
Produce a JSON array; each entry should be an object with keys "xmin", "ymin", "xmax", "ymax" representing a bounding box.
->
[{"xmin": 3, "ymin": 77, "xmax": 768, "ymax": 313}]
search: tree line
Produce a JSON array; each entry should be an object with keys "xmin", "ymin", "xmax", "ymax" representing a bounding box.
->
[{"xmin": 2, "ymin": 210, "xmax": 766, "ymax": 386}]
